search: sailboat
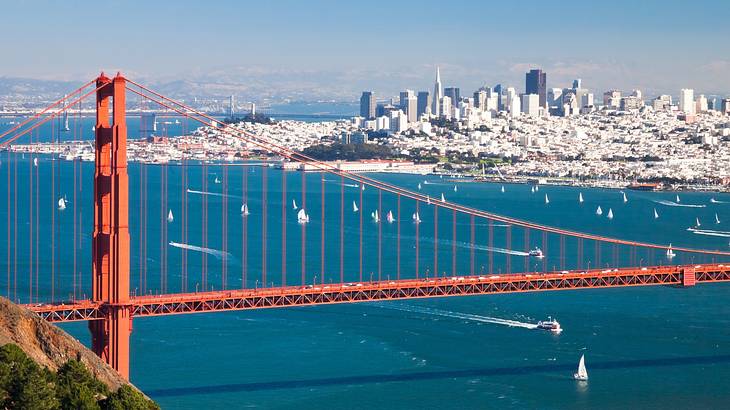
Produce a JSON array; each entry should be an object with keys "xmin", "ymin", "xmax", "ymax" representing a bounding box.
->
[
  {"xmin": 545, "ymin": 194, "xmax": 550, "ymax": 204},
  {"xmin": 530, "ymin": 186, "xmax": 535, "ymax": 194},
  {"xmin": 453, "ymin": 185, "xmax": 458, "ymax": 192},
  {"xmin": 297, "ymin": 208, "xmax": 309, "ymax": 224},
  {"xmin": 696, "ymin": 217, "xmax": 701, "ymax": 228},
  {"xmin": 441, "ymin": 193, "xmax": 446, "ymax": 202},
  {"xmin": 240, "ymin": 203, "xmax": 250, "ymax": 216},
  {"xmin": 574, "ymin": 354, "xmax": 588, "ymax": 381},
  {"xmin": 352, "ymin": 201, "xmax": 359, "ymax": 212},
  {"xmin": 710, "ymin": 198, "xmax": 718, "ymax": 203},
  {"xmin": 676, "ymin": 194, "xmax": 681, "ymax": 203},
  {"xmin": 596, "ymin": 206, "xmax": 603, "ymax": 216},
  {"xmin": 535, "ymin": 185, "xmax": 539, "ymax": 192},
  {"xmin": 578, "ymin": 192, "xmax": 584, "ymax": 203},
  {"xmin": 666, "ymin": 244, "xmax": 676, "ymax": 259},
  {"xmin": 214, "ymin": 176, "xmax": 221, "ymax": 184},
  {"xmin": 607, "ymin": 208, "xmax": 614, "ymax": 219},
  {"xmin": 386, "ymin": 211, "xmax": 395, "ymax": 223},
  {"xmin": 57, "ymin": 197, "xmax": 67, "ymax": 211},
  {"xmin": 292, "ymin": 199, "xmax": 298, "ymax": 210},
  {"xmin": 361, "ymin": 184, "xmax": 366, "ymax": 191},
  {"xmin": 371, "ymin": 210, "xmax": 380, "ymax": 223},
  {"xmin": 654, "ymin": 208, "xmax": 659, "ymax": 219},
  {"xmin": 716, "ymin": 213, "xmax": 721, "ymax": 224},
  {"xmin": 33, "ymin": 158, "xmax": 38, "ymax": 167},
  {"xmin": 167, "ymin": 209, "xmax": 174, "ymax": 223},
  {"xmin": 412, "ymin": 212, "xmax": 421, "ymax": 224},
  {"xmin": 427, "ymin": 196, "xmax": 431, "ymax": 205},
  {"xmin": 418, "ymin": 183, "xmax": 422, "ymax": 190},
  {"xmin": 622, "ymin": 192, "xmax": 628, "ymax": 203},
  {"xmin": 501, "ymin": 185, "xmax": 505, "ymax": 193}
]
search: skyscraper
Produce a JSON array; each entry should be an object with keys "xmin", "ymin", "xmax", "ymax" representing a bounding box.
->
[
  {"xmin": 399, "ymin": 90, "xmax": 417, "ymax": 123},
  {"xmin": 417, "ymin": 91, "xmax": 431, "ymax": 118},
  {"xmin": 444, "ymin": 87, "xmax": 460, "ymax": 106},
  {"xmin": 432, "ymin": 67, "xmax": 442, "ymax": 117},
  {"xmin": 679, "ymin": 89, "xmax": 695, "ymax": 114},
  {"xmin": 229, "ymin": 95, "xmax": 236, "ymax": 116},
  {"xmin": 525, "ymin": 69, "xmax": 547, "ymax": 107},
  {"xmin": 360, "ymin": 91, "xmax": 375, "ymax": 119}
]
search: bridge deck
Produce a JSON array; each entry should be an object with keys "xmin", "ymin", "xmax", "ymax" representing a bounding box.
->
[{"xmin": 27, "ymin": 264, "xmax": 730, "ymax": 323}]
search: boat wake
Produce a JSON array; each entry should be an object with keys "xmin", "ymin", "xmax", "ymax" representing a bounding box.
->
[
  {"xmin": 169, "ymin": 241, "xmax": 233, "ymax": 260},
  {"xmin": 710, "ymin": 198, "xmax": 730, "ymax": 204},
  {"xmin": 653, "ymin": 199, "xmax": 706, "ymax": 208},
  {"xmin": 688, "ymin": 228, "xmax": 730, "ymax": 238},
  {"xmin": 322, "ymin": 179, "xmax": 360, "ymax": 188},
  {"xmin": 379, "ymin": 304, "xmax": 538, "ymax": 330},
  {"xmin": 186, "ymin": 188, "xmax": 243, "ymax": 199},
  {"xmin": 387, "ymin": 234, "xmax": 529, "ymax": 256}
]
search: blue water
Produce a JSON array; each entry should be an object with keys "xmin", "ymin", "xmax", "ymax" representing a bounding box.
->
[{"xmin": 2, "ymin": 148, "xmax": 730, "ymax": 407}]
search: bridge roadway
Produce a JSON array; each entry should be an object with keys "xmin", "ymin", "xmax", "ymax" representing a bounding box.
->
[{"xmin": 26, "ymin": 263, "xmax": 730, "ymax": 323}]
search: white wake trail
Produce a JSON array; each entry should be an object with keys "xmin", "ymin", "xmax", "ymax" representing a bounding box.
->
[
  {"xmin": 186, "ymin": 188, "xmax": 242, "ymax": 199},
  {"xmin": 169, "ymin": 241, "xmax": 233, "ymax": 260},
  {"xmin": 380, "ymin": 304, "xmax": 538, "ymax": 330},
  {"xmin": 653, "ymin": 199, "xmax": 706, "ymax": 208}
]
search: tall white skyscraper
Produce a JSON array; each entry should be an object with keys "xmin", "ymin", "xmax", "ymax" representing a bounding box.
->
[
  {"xmin": 400, "ymin": 90, "xmax": 417, "ymax": 123},
  {"xmin": 521, "ymin": 94, "xmax": 540, "ymax": 117},
  {"xmin": 432, "ymin": 66, "xmax": 442, "ymax": 117},
  {"xmin": 679, "ymin": 89, "xmax": 695, "ymax": 114}
]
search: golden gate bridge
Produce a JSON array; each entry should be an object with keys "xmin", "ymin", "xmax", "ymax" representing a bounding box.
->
[{"xmin": 1, "ymin": 73, "xmax": 729, "ymax": 380}]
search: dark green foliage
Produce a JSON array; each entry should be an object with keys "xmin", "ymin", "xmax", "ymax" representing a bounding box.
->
[
  {"xmin": 301, "ymin": 142, "xmax": 392, "ymax": 161},
  {"xmin": 0, "ymin": 343, "xmax": 158, "ymax": 410}
]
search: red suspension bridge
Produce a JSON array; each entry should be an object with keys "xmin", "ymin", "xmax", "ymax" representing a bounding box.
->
[{"xmin": 1, "ymin": 73, "xmax": 729, "ymax": 380}]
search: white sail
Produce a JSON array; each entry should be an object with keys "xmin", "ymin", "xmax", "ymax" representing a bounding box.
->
[
  {"xmin": 535, "ymin": 185, "xmax": 539, "ymax": 192},
  {"xmin": 453, "ymin": 185, "xmax": 458, "ymax": 192},
  {"xmin": 292, "ymin": 199, "xmax": 298, "ymax": 210},
  {"xmin": 387, "ymin": 211, "xmax": 395, "ymax": 223},
  {"xmin": 441, "ymin": 193, "xmax": 446, "ymax": 202},
  {"xmin": 654, "ymin": 208, "xmax": 659, "ymax": 219},
  {"xmin": 33, "ymin": 158, "xmax": 38, "ymax": 167},
  {"xmin": 716, "ymin": 213, "xmax": 721, "ymax": 224},
  {"xmin": 418, "ymin": 183, "xmax": 422, "ymax": 190},
  {"xmin": 297, "ymin": 208, "xmax": 309, "ymax": 224},
  {"xmin": 596, "ymin": 206, "xmax": 603, "ymax": 215},
  {"xmin": 167, "ymin": 209, "xmax": 174, "ymax": 223},
  {"xmin": 676, "ymin": 194, "xmax": 681, "ymax": 203},
  {"xmin": 353, "ymin": 201, "xmax": 359, "ymax": 212},
  {"xmin": 427, "ymin": 196, "xmax": 431, "ymax": 205},
  {"xmin": 574, "ymin": 354, "xmax": 588, "ymax": 381},
  {"xmin": 666, "ymin": 244, "xmax": 676, "ymax": 258},
  {"xmin": 361, "ymin": 184, "xmax": 366, "ymax": 191},
  {"xmin": 607, "ymin": 208, "xmax": 614, "ymax": 219},
  {"xmin": 501, "ymin": 185, "xmax": 505, "ymax": 193},
  {"xmin": 241, "ymin": 203, "xmax": 249, "ymax": 216},
  {"xmin": 579, "ymin": 192, "xmax": 584, "ymax": 203},
  {"xmin": 57, "ymin": 197, "xmax": 66, "ymax": 211},
  {"xmin": 531, "ymin": 186, "xmax": 535, "ymax": 193},
  {"xmin": 412, "ymin": 212, "xmax": 421, "ymax": 223},
  {"xmin": 545, "ymin": 194, "xmax": 550, "ymax": 204},
  {"xmin": 214, "ymin": 176, "xmax": 221, "ymax": 184},
  {"xmin": 622, "ymin": 192, "xmax": 628, "ymax": 203},
  {"xmin": 696, "ymin": 217, "xmax": 701, "ymax": 227},
  {"xmin": 371, "ymin": 209, "xmax": 380, "ymax": 223}
]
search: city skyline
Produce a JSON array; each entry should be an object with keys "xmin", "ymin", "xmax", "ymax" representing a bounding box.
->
[{"xmin": 1, "ymin": 0, "xmax": 729, "ymax": 99}]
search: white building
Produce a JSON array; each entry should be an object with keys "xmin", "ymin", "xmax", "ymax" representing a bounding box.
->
[
  {"xmin": 440, "ymin": 96, "xmax": 452, "ymax": 119},
  {"xmin": 679, "ymin": 88, "xmax": 695, "ymax": 114},
  {"xmin": 696, "ymin": 94, "xmax": 708, "ymax": 113},
  {"xmin": 388, "ymin": 110, "xmax": 407, "ymax": 132},
  {"xmin": 400, "ymin": 89, "xmax": 417, "ymax": 123},
  {"xmin": 521, "ymin": 94, "xmax": 540, "ymax": 117}
]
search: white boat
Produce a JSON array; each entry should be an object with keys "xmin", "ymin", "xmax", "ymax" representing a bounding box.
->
[
  {"xmin": 412, "ymin": 212, "xmax": 421, "ymax": 224},
  {"xmin": 596, "ymin": 206, "xmax": 603, "ymax": 216},
  {"xmin": 441, "ymin": 193, "xmax": 446, "ymax": 202},
  {"xmin": 361, "ymin": 184, "xmax": 366, "ymax": 191},
  {"xmin": 418, "ymin": 183, "xmax": 422, "ymax": 190},
  {"xmin": 545, "ymin": 194, "xmax": 550, "ymax": 204},
  {"xmin": 297, "ymin": 208, "xmax": 309, "ymax": 224},
  {"xmin": 427, "ymin": 196, "xmax": 431, "ymax": 205},
  {"xmin": 578, "ymin": 192, "xmax": 584, "ymax": 203},
  {"xmin": 240, "ymin": 203, "xmax": 249, "ymax": 216},
  {"xmin": 716, "ymin": 213, "xmax": 721, "ymax": 224},
  {"xmin": 57, "ymin": 197, "xmax": 66, "ymax": 211},
  {"xmin": 536, "ymin": 317, "xmax": 562, "ymax": 333},
  {"xmin": 529, "ymin": 247, "xmax": 544, "ymax": 258},
  {"xmin": 622, "ymin": 192, "xmax": 628, "ymax": 203},
  {"xmin": 531, "ymin": 186, "xmax": 535, "ymax": 193},
  {"xmin": 501, "ymin": 186, "xmax": 505, "ymax": 193},
  {"xmin": 292, "ymin": 199, "xmax": 298, "ymax": 210},
  {"xmin": 607, "ymin": 208, "xmax": 614, "ymax": 219},
  {"xmin": 676, "ymin": 194, "xmax": 681, "ymax": 203},
  {"xmin": 696, "ymin": 217, "xmax": 701, "ymax": 227},
  {"xmin": 666, "ymin": 244, "xmax": 676, "ymax": 259},
  {"xmin": 453, "ymin": 185, "xmax": 458, "ymax": 192},
  {"xmin": 371, "ymin": 210, "xmax": 380, "ymax": 223},
  {"xmin": 386, "ymin": 211, "xmax": 395, "ymax": 223},
  {"xmin": 33, "ymin": 158, "xmax": 38, "ymax": 167},
  {"xmin": 574, "ymin": 354, "xmax": 588, "ymax": 381},
  {"xmin": 710, "ymin": 198, "xmax": 718, "ymax": 203},
  {"xmin": 167, "ymin": 209, "xmax": 174, "ymax": 223},
  {"xmin": 535, "ymin": 185, "xmax": 539, "ymax": 192},
  {"xmin": 654, "ymin": 208, "xmax": 659, "ymax": 219},
  {"xmin": 352, "ymin": 201, "xmax": 359, "ymax": 213},
  {"xmin": 214, "ymin": 176, "xmax": 221, "ymax": 184}
]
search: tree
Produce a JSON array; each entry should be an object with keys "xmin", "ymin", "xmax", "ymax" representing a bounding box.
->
[
  {"xmin": 15, "ymin": 367, "xmax": 59, "ymax": 410},
  {"xmin": 56, "ymin": 360, "xmax": 107, "ymax": 410},
  {"xmin": 102, "ymin": 385, "xmax": 159, "ymax": 410}
]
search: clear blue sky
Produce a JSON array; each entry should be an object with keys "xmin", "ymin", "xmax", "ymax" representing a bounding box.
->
[{"xmin": 2, "ymin": 0, "xmax": 730, "ymax": 96}]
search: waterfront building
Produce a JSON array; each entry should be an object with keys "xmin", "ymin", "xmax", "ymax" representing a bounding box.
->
[
  {"xmin": 679, "ymin": 89, "xmax": 695, "ymax": 114},
  {"xmin": 360, "ymin": 91, "xmax": 375, "ymax": 119},
  {"xmin": 432, "ymin": 67, "xmax": 443, "ymax": 117},
  {"xmin": 417, "ymin": 91, "xmax": 431, "ymax": 118},
  {"xmin": 521, "ymin": 94, "xmax": 540, "ymax": 117},
  {"xmin": 400, "ymin": 90, "xmax": 417, "ymax": 123},
  {"xmin": 525, "ymin": 69, "xmax": 547, "ymax": 107}
]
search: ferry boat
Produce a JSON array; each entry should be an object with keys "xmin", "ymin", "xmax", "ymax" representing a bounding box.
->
[
  {"xmin": 528, "ymin": 247, "xmax": 544, "ymax": 258},
  {"xmin": 536, "ymin": 317, "xmax": 562, "ymax": 333}
]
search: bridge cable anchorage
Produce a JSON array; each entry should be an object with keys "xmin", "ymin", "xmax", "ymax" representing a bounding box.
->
[{"xmin": 123, "ymin": 79, "xmax": 730, "ymax": 258}]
